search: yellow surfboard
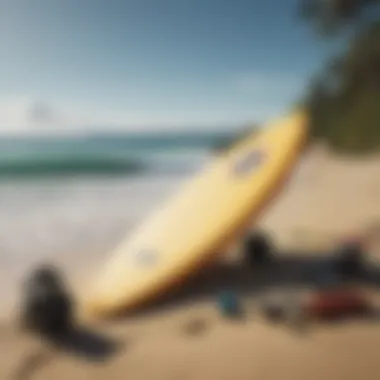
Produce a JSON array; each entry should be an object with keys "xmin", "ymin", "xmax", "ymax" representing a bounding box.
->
[{"xmin": 84, "ymin": 109, "xmax": 309, "ymax": 318}]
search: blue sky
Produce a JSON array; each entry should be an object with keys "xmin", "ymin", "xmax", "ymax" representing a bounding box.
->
[{"xmin": 0, "ymin": 0, "xmax": 340, "ymax": 133}]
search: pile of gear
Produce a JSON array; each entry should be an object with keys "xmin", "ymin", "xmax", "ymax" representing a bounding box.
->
[{"xmin": 216, "ymin": 232, "xmax": 373, "ymax": 324}]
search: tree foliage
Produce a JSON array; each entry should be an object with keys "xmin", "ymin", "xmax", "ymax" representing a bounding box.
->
[{"xmin": 299, "ymin": 0, "xmax": 380, "ymax": 153}]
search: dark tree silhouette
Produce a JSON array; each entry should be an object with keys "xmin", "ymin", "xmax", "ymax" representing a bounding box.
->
[{"xmin": 298, "ymin": 0, "xmax": 380, "ymax": 153}]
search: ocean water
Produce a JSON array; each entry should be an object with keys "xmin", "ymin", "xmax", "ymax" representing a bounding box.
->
[{"xmin": 0, "ymin": 131, "xmax": 233, "ymax": 317}]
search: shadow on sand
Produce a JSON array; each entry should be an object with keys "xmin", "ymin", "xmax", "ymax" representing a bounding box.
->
[
  {"xmin": 13, "ymin": 326, "xmax": 124, "ymax": 380},
  {"xmin": 119, "ymin": 249, "xmax": 380, "ymax": 322},
  {"xmin": 44, "ymin": 324, "xmax": 124, "ymax": 362}
]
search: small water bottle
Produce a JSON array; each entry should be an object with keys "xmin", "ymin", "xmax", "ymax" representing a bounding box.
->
[{"xmin": 217, "ymin": 290, "xmax": 241, "ymax": 318}]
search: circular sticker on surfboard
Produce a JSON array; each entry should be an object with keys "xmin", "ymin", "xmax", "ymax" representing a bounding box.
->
[
  {"xmin": 135, "ymin": 249, "xmax": 159, "ymax": 268},
  {"xmin": 233, "ymin": 149, "xmax": 267, "ymax": 176}
]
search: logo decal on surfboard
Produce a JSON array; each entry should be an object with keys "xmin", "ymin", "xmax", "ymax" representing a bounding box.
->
[
  {"xmin": 233, "ymin": 149, "xmax": 266, "ymax": 176},
  {"xmin": 135, "ymin": 249, "xmax": 158, "ymax": 268}
]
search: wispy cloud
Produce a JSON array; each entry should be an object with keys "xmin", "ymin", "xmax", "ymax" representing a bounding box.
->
[
  {"xmin": 0, "ymin": 96, "xmax": 67, "ymax": 133},
  {"xmin": 0, "ymin": 95, "xmax": 280, "ymax": 135}
]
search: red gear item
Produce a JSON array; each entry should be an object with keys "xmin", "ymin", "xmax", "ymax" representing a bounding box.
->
[{"xmin": 305, "ymin": 288, "xmax": 370, "ymax": 319}]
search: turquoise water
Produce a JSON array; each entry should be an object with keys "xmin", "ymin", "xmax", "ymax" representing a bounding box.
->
[{"xmin": 0, "ymin": 131, "xmax": 234, "ymax": 179}]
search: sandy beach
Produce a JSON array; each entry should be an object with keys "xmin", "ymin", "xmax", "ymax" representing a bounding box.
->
[{"xmin": 1, "ymin": 145, "xmax": 380, "ymax": 380}]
